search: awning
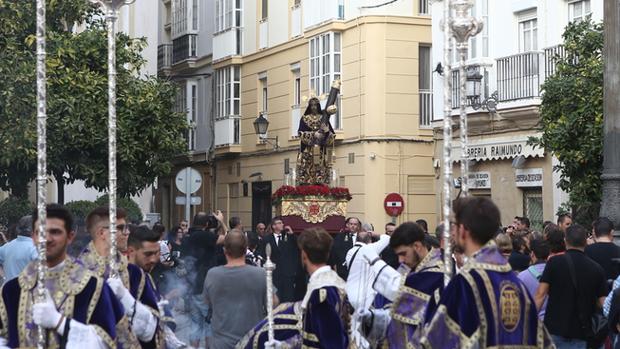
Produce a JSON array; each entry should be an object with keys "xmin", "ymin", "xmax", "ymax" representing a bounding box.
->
[{"xmin": 449, "ymin": 134, "xmax": 545, "ymax": 163}]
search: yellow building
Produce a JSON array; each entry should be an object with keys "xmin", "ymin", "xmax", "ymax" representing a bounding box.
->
[
  {"xmin": 154, "ymin": 0, "xmax": 437, "ymax": 230},
  {"xmin": 212, "ymin": 0, "xmax": 437, "ymax": 230}
]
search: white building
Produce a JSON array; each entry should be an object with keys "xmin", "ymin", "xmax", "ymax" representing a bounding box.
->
[{"xmin": 430, "ymin": 0, "xmax": 601, "ymax": 229}]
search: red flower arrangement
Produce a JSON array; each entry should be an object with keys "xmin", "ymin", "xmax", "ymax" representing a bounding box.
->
[{"xmin": 272, "ymin": 185, "xmax": 352, "ymax": 201}]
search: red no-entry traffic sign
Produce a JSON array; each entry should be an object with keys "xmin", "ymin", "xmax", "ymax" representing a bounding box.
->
[{"xmin": 384, "ymin": 193, "xmax": 405, "ymax": 217}]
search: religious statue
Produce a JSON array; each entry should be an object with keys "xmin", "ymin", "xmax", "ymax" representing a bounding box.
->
[{"xmin": 296, "ymin": 79, "xmax": 341, "ymax": 185}]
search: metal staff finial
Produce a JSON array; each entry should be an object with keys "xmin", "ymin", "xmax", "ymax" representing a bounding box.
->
[
  {"xmin": 35, "ymin": 0, "xmax": 48, "ymax": 347},
  {"xmin": 441, "ymin": 0, "xmax": 454, "ymax": 287},
  {"xmin": 264, "ymin": 244, "xmax": 276, "ymax": 343},
  {"xmin": 89, "ymin": 0, "xmax": 136, "ymax": 277},
  {"xmin": 450, "ymin": 0, "xmax": 483, "ymax": 197}
]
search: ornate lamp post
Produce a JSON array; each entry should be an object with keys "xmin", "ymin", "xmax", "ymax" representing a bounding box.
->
[
  {"xmin": 438, "ymin": 0, "xmax": 483, "ymax": 286},
  {"xmin": 450, "ymin": 0, "xmax": 483, "ymax": 197},
  {"xmin": 89, "ymin": 0, "xmax": 136, "ymax": 277},
  {"xmin": 35, "ymin": 1, "xmax": 48, "ymax": 347},
  {"xmin": 440, "ymin": 0, "xmax": 454, "ymax": 287}
]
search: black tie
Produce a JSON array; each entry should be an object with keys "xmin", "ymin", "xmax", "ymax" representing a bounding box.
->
[{"xmin": 277, "ymin": 234, "xmax": 282, "ymax": 245}]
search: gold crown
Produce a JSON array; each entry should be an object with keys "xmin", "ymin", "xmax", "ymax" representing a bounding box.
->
[{"xmin": 302, "ymin": 89, "xmax": 327, "ymax": 103}]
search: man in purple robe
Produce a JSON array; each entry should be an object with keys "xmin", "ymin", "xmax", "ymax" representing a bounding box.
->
[
  {"xmin": 0, "ymin": 204, "xmax": 123, "ymax": 348},
  {"xmin": 422, "ymin": 197, "xmax": 555, "ymax": 348}
]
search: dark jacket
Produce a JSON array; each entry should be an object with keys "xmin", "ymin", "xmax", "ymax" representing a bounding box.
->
[{"xmin": 181, "ymin": 226, "xmax": 218, "ymax": 294}]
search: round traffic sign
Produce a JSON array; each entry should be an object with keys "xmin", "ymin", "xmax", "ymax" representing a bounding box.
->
[
  {"xmin": 175, "ymin": 167, "xmax": 202, "ymax": 194},
  {"xmin": 384, "ymin": 193, "xmax": 405, "ymax": 217}
]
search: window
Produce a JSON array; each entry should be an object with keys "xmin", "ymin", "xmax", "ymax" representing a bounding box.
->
[
  {"xmin": 419, "ymin": 46, "xmax": 432, "ymax": 127},
  {"xmin": 519, "ymin": 18, "xmax": 538, "ymax": 52},
  {"xmin": 172, "ymin": 0, "xmax": 188, "ymax": 37},
  {"xmin": 215, "ymin": 66, "xmax": 241, "ymax": 119},
  {"xmin": 309, "ymin": 32, "xmax": 342, "ymax": 129},
  {"xmin": 188, "ymin": 83, "xmax": 197, "ymax": 150},
  {"xmin": 569, "ymin": 0, "xmax": 591, "ymax": 22},
  {"xmin": 192, "ymin": 0, "xmax": 198, "ymax": 30},
  {"xmin": 419, "ymin": 0, "xmax": 429, "ymax": 15},
  {"xmin": 261, "ymin": 0, "xmax": 268, "ymax": 20},
  {"xmin": 523, "ymin": 189, "xmax": 543, "ymax": 231},
  {"xmin": 215, "ymin": 0, "xmax": 242, "ymax": 33},
  {"xmin": 292, "ymin": 68, "xmax": 301, "ymax": 106},
  {"xmin": 481, "ymin": 0, "xmax": 489, "ymax": 57},
  {"xmin": 259, "ymin": 75, "xmax": 268, "ymax": 113},
  {"xmin": 175, "ymin": 82, "xmax": 187, "ymax": 114},
  {"xmin": 173, "ymin": 0, "xmax": 199, "ymax": 38},
  {"xmin": 229, "ymin": 183, "xmax": 239, "ymax": 198}
]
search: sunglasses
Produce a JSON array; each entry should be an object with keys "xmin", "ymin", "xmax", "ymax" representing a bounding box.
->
[{"xmin": 103, "ymin": 224, "xmax": 129, "ymax": 235}]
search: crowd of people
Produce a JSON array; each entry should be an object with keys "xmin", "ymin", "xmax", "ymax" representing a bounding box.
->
[{"xmin": 0, "ymin": 199, "xmax": 618, "ymax": 348}]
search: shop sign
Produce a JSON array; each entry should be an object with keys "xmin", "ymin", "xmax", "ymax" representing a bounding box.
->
[
  {"xmin": 451, "ymin": 135, "xmax": 544, "ymax": 162},
  {"xmin": 468, "ymin": 171, "xmax": 491, "ymax": 189},
  {"xmin": 515, "ymin": 168, "xmax": 543, "ymax": 187}
]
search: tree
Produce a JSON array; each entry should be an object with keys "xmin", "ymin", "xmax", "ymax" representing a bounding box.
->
[
  {"xmin": 0, "ymin": 0, "xmax": 188, "ymax": 201},
  {"xmin": 529, "ymin": 18, "xmax": 604, "ymax": 224}
]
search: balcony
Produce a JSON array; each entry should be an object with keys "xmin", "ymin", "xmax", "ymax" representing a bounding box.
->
[
  {"xmin": 451, "ymin": 65, "xmax": 490, "ymax": 109},
  {"xmin": 172, "ymin": 34, "xmax": 197, "ymax": 65},
  {"xmin": 157, "ymin": 44, "xmax": 173, "ymax": 74},
  {"xmin": 291, "ymin": 5, "xmax": 302, "ymax": 38},
  {"xmin": 291, "ymin": 106, "xmax": 301, "ymax": 138},
  {"xmin": 419, "ymin": 90, "xmax": 433, "ymax": 127},
  {"xmin": 496, "ymin": 51, "xmax": 543, "ymax": 102},
  {"xmin": 214, "ymin": 117, "xmax": 241, "ymax": 150},
  {"xmin": 544, "ymin": 45, "xmax": 566, "ymax": 78},
  {"xmin": 213, "ymin": 28, "xmax": 242, "ymax": 61},
  {"xmin": 259, "ymin": 20, "xmax": 269, "ymax": 50}
]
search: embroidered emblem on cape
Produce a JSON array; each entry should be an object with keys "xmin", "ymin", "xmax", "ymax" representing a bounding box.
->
[{"xmin": 499, "ymin": 281, "xmax": 521, "ymax": 332}]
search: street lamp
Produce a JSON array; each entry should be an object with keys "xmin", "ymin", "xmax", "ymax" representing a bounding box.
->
[
  {"xmin": 253, "ymin": 112, "xmax": 279, "ymax": 149},
  {"xmin": 465, "ymin": 66, "xmax": 499, "ymax": 113}
]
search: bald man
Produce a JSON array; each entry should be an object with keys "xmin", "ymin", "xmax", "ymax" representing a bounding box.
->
[{"xmin": 204, "ymin": 231, "xmax": 272, "ymax": 349}]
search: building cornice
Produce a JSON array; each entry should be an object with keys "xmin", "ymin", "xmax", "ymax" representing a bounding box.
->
[{"xmin": 212, "ymin": 15, "xmax": 431, "ymax": 69}]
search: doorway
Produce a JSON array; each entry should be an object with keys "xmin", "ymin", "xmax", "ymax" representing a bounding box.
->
[{"xmin": 252, "ymin": 181, "xmax": 272, "ymax": 229}]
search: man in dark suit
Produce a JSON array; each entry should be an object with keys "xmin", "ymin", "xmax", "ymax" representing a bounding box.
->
[
  {"xmin": 329, "ymin": 216, "xmax": 361, "ymax": 280},
  {"xmin": 264, "ymin": 217, "xmax": 300, "ymax": 302}
]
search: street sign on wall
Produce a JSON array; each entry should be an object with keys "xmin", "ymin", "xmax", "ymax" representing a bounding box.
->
[{"xmin": 384, "ymin": 193, "xmax": 405, "ymax": 217}]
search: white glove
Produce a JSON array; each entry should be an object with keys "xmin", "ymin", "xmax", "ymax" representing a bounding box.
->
[
  {"xmin": 157, "ymin": 299, "xmax": 169, "ymax": 316},
  {"xmin": 106, "ymin": 277, "xmax": 136, "ymax": 314},
  {"xmin": 32, "ymin": 290, "xmax": 64, "ymax": 333},
  {"xmin": 265, "ymin": 340, "xmax": 284, "ymax": 349},
  {"xmin": 106, "ymin": 276, "xmax": 129, "ymax": 298}
]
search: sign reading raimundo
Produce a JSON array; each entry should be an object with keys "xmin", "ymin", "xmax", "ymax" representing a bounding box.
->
[{"xmin": 451, "ymin": 136, "xmax": 544, "ymax": 162}]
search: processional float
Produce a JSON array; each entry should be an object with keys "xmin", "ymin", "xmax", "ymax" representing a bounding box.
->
[{"xmin": 34, "ymin": 1, "xmax": 135, "ymax": 348}]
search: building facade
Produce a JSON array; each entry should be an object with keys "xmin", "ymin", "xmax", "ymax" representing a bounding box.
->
[
  {"xmin": 154, "ymin": 0, "xmax": 216, "ymax": 228},
  {"xmin": 430, "ymin": 0, "xmax": 601, "ymax": 230},
  {"xmin": 210, "ymin": 0, "xmax": 436, "ymax": 231}
]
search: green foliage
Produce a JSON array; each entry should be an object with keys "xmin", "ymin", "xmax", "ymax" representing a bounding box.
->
[
  {"xmin": 65, "ymin": 200, "xmax": 97, "ymax": 224},
  {"xmin": 529, "ymin": 18, "xmax": 604, "ymax": 225},
  {"xmin": 94, "ymin": 195, "xmax": 143, "ymax": 224},
  {"xmin": 0, "ymin": 197, "xmax": 34, "ymax": 228},
  {"xmin": 0, "ymin": 0, "xmax": 188, "ymax": 198}
]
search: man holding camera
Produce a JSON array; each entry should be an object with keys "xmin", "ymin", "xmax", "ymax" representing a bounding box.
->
[{"xmin": 181, "ymin": 211, "xmax": 227, "ymax": 349}]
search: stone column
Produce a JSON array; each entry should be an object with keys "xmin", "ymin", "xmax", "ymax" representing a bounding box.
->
[{"xmin": 602, "ymin": 0, "xmax": 620, "ymax": 235}]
